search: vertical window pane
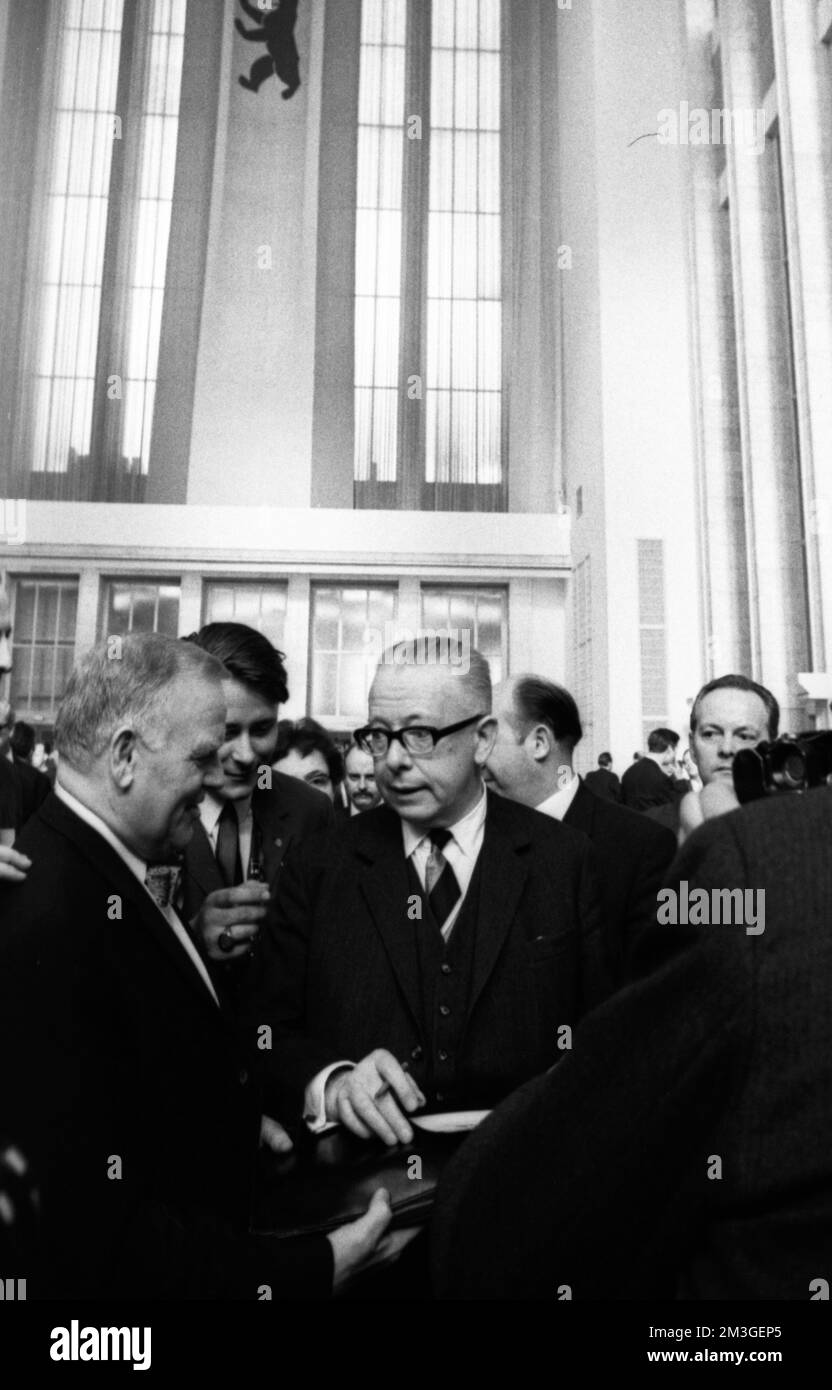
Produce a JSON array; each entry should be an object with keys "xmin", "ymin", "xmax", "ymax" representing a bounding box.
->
[
  {"xmin": 310, "ymin": 586, "xmax": 397, "ymax": 720},
  {"xmin": 9, "ymin": 580, "xmax": 80, "ymax": 722},
  {"xmin": 427, "ymin": 0, "xmax": 502, "ymax": 487},
  {"xmin": 101, "ymin": 580, "xmax": 181, "ymax": 637}
]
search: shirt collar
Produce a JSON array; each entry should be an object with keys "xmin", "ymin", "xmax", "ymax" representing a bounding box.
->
[
  {"xmin": 402, "ymin": 784, "xmax": 488, "ymax": 859},
  {"xmin": 199, "ymin": 792, "xmax": 252, "ymax": 836},
  {"xmin": 535, "ymin": 771, "xmax": 581, "ymax": 821},
  {"xmin": 55, "ymin": 780, "xmax": 147, "ymax": 884}
]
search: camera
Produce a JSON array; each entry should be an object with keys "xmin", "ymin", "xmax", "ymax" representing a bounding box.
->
[{"xmin": 732, "ymin": 732, "xmax": 832, "ymax": 804}]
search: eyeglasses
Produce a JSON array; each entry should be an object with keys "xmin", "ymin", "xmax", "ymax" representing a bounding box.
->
[{"xmin": 354, "ymin": 713, "xmax": 486, "ymax": 758}]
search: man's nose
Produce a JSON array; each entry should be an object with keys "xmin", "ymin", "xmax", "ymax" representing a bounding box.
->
[
  {"xmin": 384, "ymin": 738, "xmax": 410, "ymax": 773},
  {"xmin": 230, "ymin": 732, "xmax": 255, "ymax": 765}
]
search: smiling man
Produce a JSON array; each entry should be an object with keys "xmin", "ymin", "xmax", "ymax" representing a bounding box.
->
[
  {"xmin": 252, "ymin": 639, "xmax": 607, "ymax": 1147},
  {"xmin": 181, "ymin": 624, "xmax": 332, "ymax": 969}
]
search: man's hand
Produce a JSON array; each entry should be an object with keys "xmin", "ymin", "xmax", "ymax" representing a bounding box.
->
[
  {"xmin": 0, "ymin": 845, "xmax": 30, "ymax": 883},
  {"xmin": 325, "ymin": 1049, "xmax": 426, "ymax": 1146},
  {"xmin": 192, "ymin": 883, "xmax": 271, "ymax": 962},
  {"xmin": 259, "ymin": 1114, "xmax": 293, "ymax": 1155},
  {"xmin": 327, "ymin": 1188, "xmax": 421, "ymax": 1294}
]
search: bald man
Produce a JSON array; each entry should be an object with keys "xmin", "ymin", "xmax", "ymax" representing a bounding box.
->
[{"xmin": 251, "ymin": 641, "xmax": 608, "ymax": 1147}]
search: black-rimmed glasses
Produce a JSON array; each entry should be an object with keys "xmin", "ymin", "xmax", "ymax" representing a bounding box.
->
[{"xmin": 354, "ymin": 713, "xmax": 487, "ymax": 758}]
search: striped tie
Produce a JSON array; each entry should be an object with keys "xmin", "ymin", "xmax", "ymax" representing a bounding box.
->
[
  {"xmin": 145, "ymin": 865, "xmax": 181, "ymax": 909},
  {"xmin": 425, "ymin": 828, "xmax": 461, "ymax": 931}
]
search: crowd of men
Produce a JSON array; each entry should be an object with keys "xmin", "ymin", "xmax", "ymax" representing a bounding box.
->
[{"xmin": 0, "ymin": 581, "xmax": 829, "ymax": 1300}]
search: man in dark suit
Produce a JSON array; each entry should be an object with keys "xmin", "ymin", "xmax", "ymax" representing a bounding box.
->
[
  {"xmin": 621, "ymin": 727, "xmax": 679, "ymax": 811},
  {"xmin": 251, "ymin": 640, "xmax": 607, "ymax": 1147},
  {"xmin": 9, "ymin": 719, "xmax": 52, "ymax": 830},
  {"xmin": 431, "ymin": 785, "xmax": 832, "ymax": 1299},
  {"xmin": 584, "ymin": 752, "xmax": 621, "ymax": 803},
  {"xmin": 181, "ymin": 624, "xmax": 333, "ymax": 969},
  {"xmin": 0, "ymin": 633, "xmax": 405, "ymax": 1298},
  {"xmin": 0, "ymin": 588, "xmax": 31, "ymax": 883},
  {"xmin": 485, "ymin": 676, "xmax": 677, "ymax": 982}
]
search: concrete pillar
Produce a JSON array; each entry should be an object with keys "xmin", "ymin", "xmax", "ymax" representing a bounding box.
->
[
  {"xmin": 772, "ymin": 0, "xmax": 832, "ymax": 679},
  {"xmin": 720, "ymin": 0, "xmax": 810, "ymax": 727}
]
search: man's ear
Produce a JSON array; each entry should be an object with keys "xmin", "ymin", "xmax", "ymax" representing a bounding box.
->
[
  {"xmin": 474, "ymin": 714, "xmax": 498, "ymax": 765},
  {"xmin": 528, "ymin": 723, "xmax": 553, "ymax": 763},
  {"xmin": 110, "ymin": 725, "xmax": 140, "ymax": 790}
]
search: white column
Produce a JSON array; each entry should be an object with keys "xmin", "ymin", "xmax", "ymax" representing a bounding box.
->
[
  {"xmin": 282, "ymin": 574, "xmax": 310, "ymax": 719},
  {"xmin": 772, "ymin": 0, "xmax": 832, "ymax": 678},
  {"xmin": 720, "ymin": 0, "xmax": 810, "ymax": 727}
]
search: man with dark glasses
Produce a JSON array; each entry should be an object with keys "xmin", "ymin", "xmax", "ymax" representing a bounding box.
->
[{"xmin": 251, "ymin": 638, "xmax": 608, "ymax": 1147}]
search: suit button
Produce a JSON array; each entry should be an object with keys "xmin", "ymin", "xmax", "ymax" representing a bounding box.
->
[
  {"xmin": 439, "ymin": 1004, "xmax": 450, "ymax": 1017},
  {"xmin": 438, "ymin": 1050, "xmax": 449, "ymax": 1062},
  {"xmin": 238, "ymin": 1068, "xmax": 249, "ymax": 1086},
  {"xmin": 440, "ymin": 963, "xmax": 452, "ymax": 975},
  {"xmin": 411, "ymin": 1046, "xmax": 423, "ymax": 1062}
]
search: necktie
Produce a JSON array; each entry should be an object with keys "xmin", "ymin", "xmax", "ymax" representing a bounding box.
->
[
  {"xmin": 216, "ymin": 801, "xmax": 242, "ymax": 888},
  {"xmin": 145, "ymin": 865, "xmax": 181, "ymax": 909},
  {"xmin": 425, "ymin": 828, "xmax": 461, "ymax": 930}
]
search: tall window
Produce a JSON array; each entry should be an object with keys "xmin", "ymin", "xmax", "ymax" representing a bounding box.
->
[
  {"xmin": 420, "ymin": 585, "xmax": 506, "ymax": 683},
  {"xmin": 14, "ymin": 0, "xmax": 186, "ymax": 498},
  {"xmin": 9, "ymin": 578, "xmax": 79, "ymax": 721},
  {"xmin": 100, "ymin": 579, "xmax": 180, "ymax": 637},
  {"xmin": 309, "ymin": 585, "xmax": 397, "ymax": 723},
  {"xmin": 355, "ymin": 0, "xmax": 504, "ymax": 510},
  {"xmin": 203, "ymin": 582, "xmax": 288, "ymax": 649}
]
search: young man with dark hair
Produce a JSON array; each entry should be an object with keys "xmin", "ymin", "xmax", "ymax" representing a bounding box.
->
[
  {"xmin": 620, "ymin": 728, "xmax": 680, "ymax": 812},
  {"xmin": 486, "ymin": 675, "xmax": 676, "ymax": 982},
  {"xmin": 182, "ymin": 623, "xmax": 333, "ymax": 968},
  {"xmin": 584, "ymin": 752, "xmax": 622, "ymax": 804}
]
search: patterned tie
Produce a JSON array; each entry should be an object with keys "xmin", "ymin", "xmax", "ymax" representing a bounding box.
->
[
  {"xmin": 216, "ymin": 801, "xmax": 242, "ymax": 888},
  {"xmin": 425, "ymin": 827, "xmax": 461, "ymax": 931},
  {"xmin": 145, "ymin": 865, "xmax": 181, "ymax": 909}
]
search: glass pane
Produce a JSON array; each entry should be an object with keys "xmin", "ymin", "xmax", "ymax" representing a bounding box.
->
[
  {"xmin": 35, "ymin": 587, "xmax": 60, "ymax": 641},
  {"xmin": 156, "ymin": 586, "xmax": 180, "ymax": 636},
  {"xmin": 58, "ymin": 584, "xmax": 79, "ymax": 639},
  {"xmin": 13, "ymin": 585, "xmax": 37, "ymax": 642},
  {"xmin": 422, "ymin": 591, "xmax": 450, "ymax": 631},
  {"xmin": 339, "ymin": 653, "xmax": 368, "ymax": 720},
  {"xmin": 311, "ymin": 652, "xmax": 338, "ymax": 717},
  {"xmin": 342, "ymin": 589, "xmax": 369, "ymax": 651},
  {"xmin": 313, "ymin": 590, "xmax": 339, "ymax": 651},
  {"xmin": 130, "ymin": 589, "xmax": 158, "ymax": 632},
  {"xmin": 206, "ymin": 586, "xmax": 234, "ymax": 624}
]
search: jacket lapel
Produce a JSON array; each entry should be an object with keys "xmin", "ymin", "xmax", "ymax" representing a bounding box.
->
[
  {"xmin": 253, "ymin": 786, "xmax": 291, "ymax": 884},
  {"xmin": 43, "ymin": 797, "xmax": 227, "ymax": 1025},
  {"xmin": 181, "ymin": 817, "xmax": 224, "ymax": 908},
  {"xmin": 465, "ymin": 793, "xmax": 531, "ymax": 1022},
  {"xmin": 355, "ymin": 809, "xmax": 422, "ymax": 1032}
]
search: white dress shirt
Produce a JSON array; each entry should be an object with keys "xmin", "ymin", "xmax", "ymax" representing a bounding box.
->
[
  {"xmin": 199, "ymin": 793, "xmax": 254, "ymax": 879},
  {"xmin": 535, "ymin": 771, "xmax": 581, "ymax": 821},
  {"xmin": 55, "ymin": 782, "xmax": 220, "ymax": 1007},
  {"xmin": 304, "ymin": 784, "xmax": 489, "ymax": 1131}
]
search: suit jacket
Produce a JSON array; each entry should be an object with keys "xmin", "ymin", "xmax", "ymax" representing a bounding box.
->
[
  {"xmin": 620, "ymin": 756, "xmax": 676, "ymax": 812},
  {"xmin": 583, "ymin": 767, "xmax": 622, "ymax": 803},
  {"xmin": 11, "ymin": 757, "xmax": 51, "ymax": 831},
  {"xmin": 0, "ymin": 793, "xmax": 332, "ymax": 1299},
  {"xmin": 180, "ymin": 770, "xmax": 334, "ymax": 920},
  {"xmin": 430, "ymin": 787, "xmax": 832, "ymax": 1299},
  {"xmin": 251, "ymin": 790, "xmax": 610, "ymax": 1118},
  {"xmin": 563, "ymin": 778, "xmax": 677, "ymax": 983}
]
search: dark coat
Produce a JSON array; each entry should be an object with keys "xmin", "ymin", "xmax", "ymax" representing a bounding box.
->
[
  {"xmin": 620, "ymin": 756, "xmax": 676, "ymax": 812},
  {"xmin": 250, "ymin": 790, "xmax": 610, "ymax": 1118},
  {"xmin": 0, "ymin": 793, "xmax": 332, "ymax": 1299},
  {"xmin": 583, "ymin": 767, "xmax": 622, "ymax": 803},
  {"xmin": 12, "ymin": 757, "xmax": 51, "ymax": 831},
  {"xmin": 430, "ymin": 787, "xmax": 832, "ymax": 1299},
  {"xmin": 563, "ymin": 778, "xmax": 678, "ymax": 982}
]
